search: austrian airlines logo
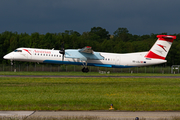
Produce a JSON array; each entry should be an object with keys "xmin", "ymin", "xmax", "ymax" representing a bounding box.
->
[
  {"xmin": 157, "ymin": 44, "xmax": 167, "ymax": 52},
  {"xmin": 23, "ymin": 49, "xmax": 32, "ymax": 55}
]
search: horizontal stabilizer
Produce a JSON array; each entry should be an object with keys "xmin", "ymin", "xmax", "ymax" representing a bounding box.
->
[{"xmin": 157, "ymin": 35, "xmax": 176, "ymax": 39}]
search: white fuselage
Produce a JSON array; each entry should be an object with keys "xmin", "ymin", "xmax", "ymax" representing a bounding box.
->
[{"xmin": 3, "ymin": 48, "xmax": 166, "ymax": 68}]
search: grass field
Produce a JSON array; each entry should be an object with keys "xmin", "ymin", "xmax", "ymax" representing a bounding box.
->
[{"xmin": 0, "ymin": 76, "xmax": 180, "ymax": 111}]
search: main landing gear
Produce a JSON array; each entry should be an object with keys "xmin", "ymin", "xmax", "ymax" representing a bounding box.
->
[
  {"xmin": 81, "ymin": 61, "xmax": 89, "ymax": 73},
  {"xmin": 82, "ymin": 67, "xmax": 89, "ymax": 73}
]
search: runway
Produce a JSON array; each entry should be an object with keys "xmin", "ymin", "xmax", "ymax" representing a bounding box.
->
[
  {"xmin": 0, "ymin": 111, "xmax": 180, "ymax": 120},
  {"xmin": 1, "ymin": 75, "xmax": 180, "ymax": 78}
]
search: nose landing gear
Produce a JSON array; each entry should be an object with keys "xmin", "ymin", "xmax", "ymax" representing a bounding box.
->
[{"xmin": 11, "ymin": 60, "xmax": 13, "ymax": 65}]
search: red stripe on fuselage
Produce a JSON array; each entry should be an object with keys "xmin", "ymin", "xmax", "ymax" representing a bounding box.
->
[{"xmin": 23, "ymin": 49, "xmax": 31, "ymax": 55}]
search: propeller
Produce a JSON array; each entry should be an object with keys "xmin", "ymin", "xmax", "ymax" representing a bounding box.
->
[{"xmin": 59, "ymin": 43, "xmax": 65, "ymax": 61}]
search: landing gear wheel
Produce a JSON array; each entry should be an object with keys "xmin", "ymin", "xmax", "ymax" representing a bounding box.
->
[
  {"xmin": 82, "ymin": 67, "xmax": 85, "ymax": 72},
  {"xmin": 82, "ymin": 67, "xmax": 89, "ymax": 73}
]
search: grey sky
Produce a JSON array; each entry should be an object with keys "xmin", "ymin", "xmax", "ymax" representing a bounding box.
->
[{"xmin": 0, "ymin": 0, "xmax": 180, "ymax": 35}]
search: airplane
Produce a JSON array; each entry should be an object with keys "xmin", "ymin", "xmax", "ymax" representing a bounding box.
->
[{"xmin": 3, "ymin": 35, "xmax": 176, "ymax": 73}]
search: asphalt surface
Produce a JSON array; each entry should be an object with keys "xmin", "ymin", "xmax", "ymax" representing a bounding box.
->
[
  {"xmin": 1, "ymin": 75, "xmax": 180, "ymax": 78},
  {"xmin": 0, "ymin": 111, "xmax": 180, "ymax": 120}
]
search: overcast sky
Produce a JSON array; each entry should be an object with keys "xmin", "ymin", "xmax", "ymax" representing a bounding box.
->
[{"xmin": 0, "ymin": 0, "xmax": 180, "ymax": 35}]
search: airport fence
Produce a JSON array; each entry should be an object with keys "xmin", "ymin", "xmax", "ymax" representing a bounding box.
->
[{"xmin": 0, "ymin": 64, "xmax": 178, "ymax": 74}]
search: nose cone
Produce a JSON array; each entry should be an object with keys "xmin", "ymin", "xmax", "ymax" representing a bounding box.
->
[{"xmin": 3, "ymin": 54, "xmax": 12, "ymax": 60}]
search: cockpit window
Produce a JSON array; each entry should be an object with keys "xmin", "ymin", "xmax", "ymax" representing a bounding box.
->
[{"xmin": 14, "ymin": 50, "xmax": 22, "ymax": 52}]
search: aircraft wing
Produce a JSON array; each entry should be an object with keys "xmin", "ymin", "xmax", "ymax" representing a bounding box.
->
[{"xmin": 65, "ymin": 46, "xmax": 104, "ymax": 61}]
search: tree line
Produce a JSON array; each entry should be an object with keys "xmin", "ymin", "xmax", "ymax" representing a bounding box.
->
[{"xmin": 0, "ymin": 27, "xmax": 180, "ymax": 66}]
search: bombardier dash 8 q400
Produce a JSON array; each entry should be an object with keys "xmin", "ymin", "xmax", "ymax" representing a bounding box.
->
[{"xmin": 3, "ymin": 35, "xmax": 176, "ymax": 73}]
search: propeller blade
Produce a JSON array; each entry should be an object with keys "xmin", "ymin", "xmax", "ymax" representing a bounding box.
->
[
  {"xmin": 61, "ymin": 43, "xmax": 64, "ymax": 49},
  {"xmin": 62, "ymin": 54, "xmax": 64, "ymax": 61},
  {"xmin": 59, "ymin": 42, "xmax": 65, "ymax": 61}
]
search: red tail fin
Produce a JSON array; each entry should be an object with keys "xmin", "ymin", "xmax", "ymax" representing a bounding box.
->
[{"xmin": 145, "ymin": 35, "xmax": 176, "ymax": 60}]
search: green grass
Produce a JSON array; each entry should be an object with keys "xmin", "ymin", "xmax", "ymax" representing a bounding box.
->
[
  {"xmin": 0, "ymin": 77, "xmax": 180, "ymax": 111},
  {"xmin": 0, "ymin": 71, "xmax": 180, "ymax": 76}
]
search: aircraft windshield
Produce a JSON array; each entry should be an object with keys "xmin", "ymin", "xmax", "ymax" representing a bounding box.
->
[{"xmin": 14, "ymin": 50, "xmax": 22, "ymax": 52}]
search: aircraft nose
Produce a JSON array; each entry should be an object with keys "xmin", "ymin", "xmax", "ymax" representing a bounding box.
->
[{"xmin": 3, "ymin": 54, "xmax": 12, "ymax": 60}]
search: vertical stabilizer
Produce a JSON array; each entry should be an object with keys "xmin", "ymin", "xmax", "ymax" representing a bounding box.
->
[{"xmin": 145, "ymin": 35, "xmax": 176, "ymax": 60}]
